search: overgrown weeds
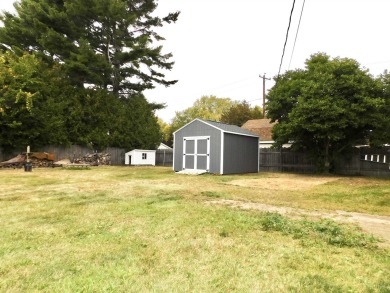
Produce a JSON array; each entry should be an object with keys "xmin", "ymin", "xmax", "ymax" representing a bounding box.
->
[{"xmin": 260, "ymin": 212, "xmax": 379, "ymax": 248}]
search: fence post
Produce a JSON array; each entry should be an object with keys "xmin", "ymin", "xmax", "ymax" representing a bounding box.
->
[{"xmin": 280, "ymin": 148, "xmax": 283, "ymax": 172}]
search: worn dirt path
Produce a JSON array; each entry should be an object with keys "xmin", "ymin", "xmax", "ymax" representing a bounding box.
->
[{"xmin": 207, "ymin": 199, "xmax": 390, "ymax": 247}]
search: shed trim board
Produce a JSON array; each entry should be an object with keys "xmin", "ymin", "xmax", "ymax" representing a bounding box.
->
[
  {"xmin": 172, "ymin": 135, "xmax": 176, "ymax": 168},
  {"xmin": 182, "ymin": 136, "xmax": 210, "ymax": 171},
  {"xmin": 220, "ymin": 132, "xmax": 224, "ymax": 174},
  {"xmin": 257, "ymin": 137, "xmax": 260, "ymax": 172}
]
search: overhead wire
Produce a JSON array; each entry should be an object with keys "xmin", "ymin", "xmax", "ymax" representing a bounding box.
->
[
  {"xmin": 190, "ymin": 76, "xmax": 257, "ymax": 97},
  {"xmin": 288, "ymin": 0, "xmax": 306, "ymax": 70},
  {"xmin": 277, "ymin": 0, "xmax": 297, "ymax": 78}
]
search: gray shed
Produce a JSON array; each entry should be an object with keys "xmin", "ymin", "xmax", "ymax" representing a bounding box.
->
[{"xmin": 173, "ymin": 118, "xmax": 259, "ymax": 175}]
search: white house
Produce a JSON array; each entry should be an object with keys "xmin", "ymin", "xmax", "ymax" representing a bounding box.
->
[{"xmin": 125, "ymin": 149, "xmax": 156, "ymax": 166}]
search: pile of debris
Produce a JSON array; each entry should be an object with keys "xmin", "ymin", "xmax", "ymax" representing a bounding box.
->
[
  {"xmin": 30, "ymin": 152, "xmax": 55, "ymax": 167},
  {"xmin": 0, "ymin": 152, "xmax": 55, "ymax": 168},
  {"xmin": 73, "ymin": 152, "xmax": 111, "ymax": 166},
  {"xmin": 0, "ymin": 154, "xmax": 26, "ymax": 168},
  {"xmin": 1, "ymin": 152, "xmax": 111, "ymax": 168}
]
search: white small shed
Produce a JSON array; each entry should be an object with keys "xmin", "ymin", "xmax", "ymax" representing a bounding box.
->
[{"xmin": 125, "ymin": 149, "xmax": 156, "ymax": 166}]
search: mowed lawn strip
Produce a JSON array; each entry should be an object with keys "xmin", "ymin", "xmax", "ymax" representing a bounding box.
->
[{"xmin": 0, "ymin": 166, "xmax": 389, "ymax": 292}]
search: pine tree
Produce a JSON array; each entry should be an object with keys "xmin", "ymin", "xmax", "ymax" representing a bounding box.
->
[
  {"xmin": 0, "ymin": 0, "xmax": 179, "ymax": 95},
  {"xmin": 0, "ymin": 0, "xmax": 178, "ymax": 150}
]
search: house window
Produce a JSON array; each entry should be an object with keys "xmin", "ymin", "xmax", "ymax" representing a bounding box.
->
[{"xmin": 142, "ymin": 153, "xmax": 147, "ymax": 160}]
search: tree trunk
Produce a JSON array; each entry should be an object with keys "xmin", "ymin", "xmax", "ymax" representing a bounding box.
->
[{"xmin": 324, "ymin": 138, "xmax": 330, "ymax": 173}]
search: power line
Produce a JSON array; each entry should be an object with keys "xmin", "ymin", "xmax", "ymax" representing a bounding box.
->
[
  {"xmin": 277, "ymin": 0, "xmax": 296, "ymax": 78},
  {"xmin": 288, "ymin": 0, "xmax": 306, "ymax": 70},
  {"xmin": 196, "ymin": 76, "xmax": 256, "ymax": 96}
]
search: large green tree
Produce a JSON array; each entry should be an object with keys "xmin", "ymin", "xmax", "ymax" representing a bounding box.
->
[
  {"xmin": 220, "ymin": 100, "xmax": 263, "ymax": 126},
  {"xmin": 0, "ymin": 50, "xmax": 162, "ymax": 151},
  {"xmin": 267, "ymin": 53, "xmax": 386, "ymax": 172},
  {"xmin": 0, "ymin": 50, "xmax": 72, "ymax": 152},
  {"xmin": 0, "ymin": 0, "xmax": 179, "ymax": 95},
  {"xmin": 0, "ymin": 0, "xmax": 176, "ymax": 151},
  {"xmin": 371, "ymin": 71, "xmax": 390, "ymax": 145}
]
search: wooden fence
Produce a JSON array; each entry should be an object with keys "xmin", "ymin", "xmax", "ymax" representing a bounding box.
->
[
  {"xmin": 0, "ymin": 145, "xmax": 126, "ymax": 166},
  {"xmin": 259, "ymin": 147, "xmax": 390, "ymax": 178},
  {"xmin": 1, "ymin": 145, "xmax": 388, "ymax": 177},
  {"xmin": 0, "ymin": 145, "xmax": 174, "ymax": 167},
  {"xmin": 42, "ymin": 145, "xmax": 127, "ymax": 165},
  {"xmin": 259, "ymin": 149, "xmax": 316, "ymax": 173},
  {"xmin": 334, "ymin": 147, "xmax": 390, "ymax": 178},
  {"xmin": 155, "ymin": 149, "xmax": 173, "ymax": 166}
]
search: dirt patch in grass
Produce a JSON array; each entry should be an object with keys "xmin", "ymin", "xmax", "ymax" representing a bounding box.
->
[
  {"xmin": 228, "ymin": 176, "xmax": 340, "ymax": 191},
  {"xmin": 207, "ymin": 199, "xmax": 390, "ymax": 247}
]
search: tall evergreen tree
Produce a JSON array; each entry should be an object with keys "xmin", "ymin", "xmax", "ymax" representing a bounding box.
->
[
  {"xmin": 0, "ymin": 0, "xmax": 178, "ymax": 151},
  {"xmin": 109, "ymin": 95, "xmax": 162, "ymax": 149},
  {"xmin": 0, "ymin": 0, "xmax": 179, "ymax": 95}
]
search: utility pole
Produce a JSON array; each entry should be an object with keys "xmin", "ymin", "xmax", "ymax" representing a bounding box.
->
[{"xmin": 259, "ymin": 73, "xmax": 271, "ymax": 117}]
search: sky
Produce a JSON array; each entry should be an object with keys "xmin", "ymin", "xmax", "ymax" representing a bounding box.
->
[{"xmin": 1, "ymin": 0, "xmax": 390, "ymax": 122}]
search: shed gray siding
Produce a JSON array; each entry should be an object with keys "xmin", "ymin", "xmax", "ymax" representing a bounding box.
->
[
  {"xmin": 174, "ymin": 119, "xmax": 259, "ymax": 175},
  {"xmin": 174, "ymin": 120, "xmax": 221, "ymax": 173},
  {"xmin": 223, "ymin": 133, "xmax": 259, "ymax": 174}
]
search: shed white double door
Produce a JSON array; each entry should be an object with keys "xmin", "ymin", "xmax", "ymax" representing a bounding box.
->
[{"xmin": 183, "ymin": 136, "xmax": 210, "ymax": 171}]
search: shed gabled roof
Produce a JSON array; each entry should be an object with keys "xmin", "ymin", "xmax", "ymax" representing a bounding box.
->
[
  {"xmin": 241, "ymin": 118, "xmax": 275, "ymax": 141},
  {"xmin": 158, "ymin": 143, "xmax": 172, "ymax": 150},
  {"xmin": 174, "ymin": 118, "xmax": 259, "ymax": 138}
]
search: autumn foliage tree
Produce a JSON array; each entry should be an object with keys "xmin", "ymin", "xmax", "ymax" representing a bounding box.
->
[
  {"xmin": 166, "ymin": 95, "xmax": 235, "ymax": 143},
  {"xmin": 220, "ymin": 100, "xmax": 263, "ymax": 126}
]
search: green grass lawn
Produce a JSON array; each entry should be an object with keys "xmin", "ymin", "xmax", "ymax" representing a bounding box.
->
[{"xmin": 0, "ymin": 166, "xmax": 389, "ymax": 292}]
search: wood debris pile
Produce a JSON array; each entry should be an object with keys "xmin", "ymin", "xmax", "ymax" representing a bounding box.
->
[
  {"xmin": 73, "ymin": 153, "xmax": 111, "ymax": 166},
  {"xmin": 0, "ymin": 152, "xmax": 55, "ymax": 168},
  {"xmin": 30, "ymin": 156, "xmax": 54, "ymax": 167},
  {"xmin": 1, "ymin": 152, "xmax": 111, "ymax": 168}
]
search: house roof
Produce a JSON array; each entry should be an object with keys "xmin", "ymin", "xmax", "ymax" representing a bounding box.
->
[{"xmin": 241, "ymin": 119, "xmax": 276, "ymax": 141}]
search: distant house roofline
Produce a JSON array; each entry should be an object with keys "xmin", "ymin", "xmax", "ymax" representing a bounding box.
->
[{"xmin": 241, "ymin": 118, "xmax": 275, "ymax": 141}]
